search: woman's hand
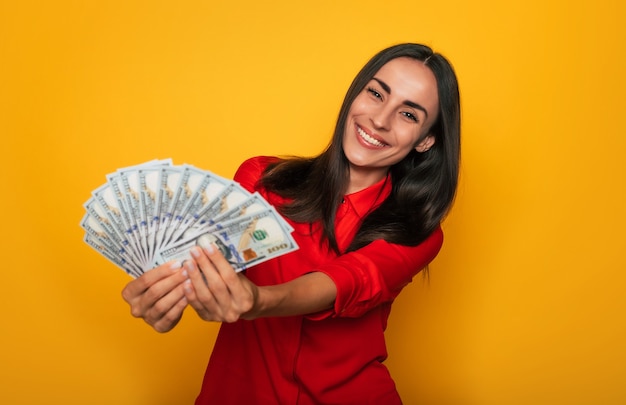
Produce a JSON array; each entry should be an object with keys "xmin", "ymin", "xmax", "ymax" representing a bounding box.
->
[
  {"xmin": 183, "ymin": 243, "xmax": 260, "ymax": 323},
  {"xmin": 183, "ymin": 241, "xmax": 338, "ymax": 322},
  {"xmin": 121, "ymin": 261, "xmax": 190, "ymax": 333}
]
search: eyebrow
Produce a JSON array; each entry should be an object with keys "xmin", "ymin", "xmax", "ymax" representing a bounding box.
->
[{"xmin": 372, "ymin": 78, "xmax": 429, "ymax": 119}]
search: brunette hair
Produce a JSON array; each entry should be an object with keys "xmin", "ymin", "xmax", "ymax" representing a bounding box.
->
[{"xmin": 260, "ymin": 43, "xmax": 461, "ymax": 253}]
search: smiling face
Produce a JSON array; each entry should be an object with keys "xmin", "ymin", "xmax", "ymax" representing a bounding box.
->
[{"xmin": 342, "ymin": 57, "xmax": 440, "ymax": 192}]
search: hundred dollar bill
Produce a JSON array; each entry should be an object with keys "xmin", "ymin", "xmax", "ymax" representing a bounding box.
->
[
  {"xmin": 115, "ymin": 160, "xmax": 173, "ymax": 264},
  {"xmin": 159, "ymin": 165, "xmax": 196, "ymax": 248},
  {"xmin": 100, "ymin": 161, "xmax": 163, "ymax": 265},
  {"xmin": 117, "ymin": 170, "xmax": 146, "ymax": 264},
  {"xmin": 212, "ymin": 192, "xmax": 294, "ymax": 233},
  {"xmin": 193, "ymin": 182, "xmax": 250, "ymax": 227},
  {"xmin": 154, "ymin": 166, "xmax": 184, "ymax": 251},
  {"xmin": 166, "ymin": 166, "xmax": 230, "ymax": 245},
  {"xmin": 175, "ymin": 182, "xmax": 251, "ymax": 242},
  {"xmin": 138, "ymin": 166, "xmax": 162, "ymax": 266},
  {"xmin": 155, "ymin": 208, "xmax": 298, "ymax": 272},
  {"xmin": 116, "ymin": 159, "xmax": 171, "ymax": 263},
  {"xmin": 104, "ymin": 173, "xmax": 148, "ymax": 266},
  {"xmin": 83, "ymin": 233, "xmax": 142, "ymax": 278},
  {"xmin": 80, "ymin": 211, "xmax": 143, "ymax": 274},
  {"xmin": 89, "ymin": 185, "xmax": 147, "ymax": 268},
  {"xmin": 211, "ymin": 192, "xmax": 271, "ymax": 223},
  {"xmin": 162, "ymin": 165, "xmax": 230, "ymax": 248},
  {"xmin": 82, "ymin": 159, "xmax": 299, "ymax": 278}
]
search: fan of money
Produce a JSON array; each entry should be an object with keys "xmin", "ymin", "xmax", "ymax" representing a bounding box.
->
[{"xmin": 81, "ymin": 159, "xmax": 298, "ymax": 278}]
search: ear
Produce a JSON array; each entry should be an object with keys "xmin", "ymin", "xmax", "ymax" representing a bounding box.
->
[{"xmin": 414, "ymin": 135, "xmax": 436, "ymax": 153}]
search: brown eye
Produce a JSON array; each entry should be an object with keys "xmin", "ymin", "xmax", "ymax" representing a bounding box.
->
[
  {"xmin": 367, "ymin": 87, "xmax": 382, "ymax": 99},
  {"xmin": 402, "ymin": 111, "xmax": 419, "ymax": 123}
]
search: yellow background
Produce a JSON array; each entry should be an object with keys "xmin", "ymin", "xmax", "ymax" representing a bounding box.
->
[{"xmin": 2, "ymin": 1, "xmax": 625, "ymax": 404}]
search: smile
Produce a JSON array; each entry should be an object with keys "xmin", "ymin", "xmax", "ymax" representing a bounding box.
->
[{"xmin": 356, "ymin": 125, "xmax": 387, "ymax": 147}]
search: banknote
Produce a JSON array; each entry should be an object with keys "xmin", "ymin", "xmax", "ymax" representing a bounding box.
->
[
  {"xmin": 155, "ymin": 207, "xmax": 298, "ymax": 272},
  {"xmin": 161, "ymin": 165, "xmax": 231, "ymax": 249},
  {"xmin": 81, "ymin": 211, "xmax": 142, "ymax": 277},
  {"xmin": 81, "ymin": 160, "xmax": 298, "ymax": 277},
  {"xmin": 138, "ymin": 166, "xmax": 162, "ymax": 265}
]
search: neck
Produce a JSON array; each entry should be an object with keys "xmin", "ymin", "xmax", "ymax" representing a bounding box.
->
[{"xmin": 347, "ymin": 166, "xmax": 388, "ymax": 194}]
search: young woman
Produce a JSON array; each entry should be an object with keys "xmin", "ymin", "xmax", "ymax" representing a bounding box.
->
[{"xmin": 122, "ymin": 43, "xmax": 461, "ymax": 404}]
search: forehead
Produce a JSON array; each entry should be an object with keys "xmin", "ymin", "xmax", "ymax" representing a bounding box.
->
[{"xmin": 373, "ymin": 57, "xmax": 439, "ymax": 119}]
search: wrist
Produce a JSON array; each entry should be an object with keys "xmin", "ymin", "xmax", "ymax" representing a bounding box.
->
[{"xmin": 243, "ymin": 285, "xmax": 284, "ymax": 320}]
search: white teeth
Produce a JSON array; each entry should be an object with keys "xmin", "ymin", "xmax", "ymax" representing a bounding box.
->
[{"xmin": 357, "ymin": 126, "xmax": 385, "ymax": 147}]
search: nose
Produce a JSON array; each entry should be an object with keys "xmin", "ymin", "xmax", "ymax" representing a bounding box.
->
[{"xmin": 370, "ymin": 104, "xmax": 393, "ymax": 130}]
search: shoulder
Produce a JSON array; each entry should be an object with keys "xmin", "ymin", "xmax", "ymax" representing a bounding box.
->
[{"xmin": 233, "ymin": 156, "xmax": 279, "ymax": 192}]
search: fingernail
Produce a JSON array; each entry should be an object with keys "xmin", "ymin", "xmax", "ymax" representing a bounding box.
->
[
  {"xmin": 170, "ymin": 261, "xmax": 182, "ymax": 271},
  {"xmin": 197, "ymin": 235, "xmax": 215, "ymax": 253},
  {"xmin": 181, "ymin": 269, "xmax": 188, "ymax": 278},
  {"xmin": 184, "ymin": 260, "xmax": 195, "ymax": 272},
  {"xmin": 190, "ymin": 247, "xmax": 201, "ymax": 258},
  {"xmin": 183, "ymin": 279, "xmax": 192, "ymax": 293}
]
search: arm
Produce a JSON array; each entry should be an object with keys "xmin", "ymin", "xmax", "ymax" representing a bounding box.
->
[
  {"xmin": 253, "ymin": 272, "xmax": 336, "ymax": 318},
  {"xmin": 316, "ymin": 227, "xmax": 444, "ymax": 319},
  {"xmin": 182, "ymin": 227, "xmax": 442, "ymax": 323}
]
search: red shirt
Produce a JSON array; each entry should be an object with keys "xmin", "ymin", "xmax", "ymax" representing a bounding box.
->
[{"xmin": 195, "ymin": 156, "xmax": 443, "ymax": 405}]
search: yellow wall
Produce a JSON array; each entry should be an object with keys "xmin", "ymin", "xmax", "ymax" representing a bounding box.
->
[{"xmin": 2, "ymin": 1, "xmax": 625, "ymax": 404}]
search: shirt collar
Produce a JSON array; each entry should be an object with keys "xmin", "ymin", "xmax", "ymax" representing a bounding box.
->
[{"xmin": 342, "ymin": 173, "xmax": 392, "ymax": 218}]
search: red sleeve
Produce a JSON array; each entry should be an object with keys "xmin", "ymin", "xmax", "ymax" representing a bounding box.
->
[
  {"xmin": 232, "ymin": 156, "xmax": 278, "ymax": 193},
  {"xmin": 314, "ymin": 227, "xmax": 444, "ymax": 319}
]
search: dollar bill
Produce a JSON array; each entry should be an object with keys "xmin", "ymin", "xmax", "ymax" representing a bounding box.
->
[
  {"xmin": 82, "ymin": 159, "xmax": 298, "ymax": 277},
  {"xmin": 91, "ymin": 182, "xmax": 147, "ymax": 268},
  {"xmin": 166, "ymin": 166, "xmax": 230, "ymax": 245},
  {"xmin": 81, "ymin": 202, "xmax": 144, "ymax": 273},
  {"xmin": 153, "ymin": 166, "xmax": 184, "ymax": 252},
  {"xmin": 155, "ymin": 207, "xmax": 298, "ymax": 272},
  {"xmin": 138, "ymin": 166, "xmax": 162, "ymax": 266},
  {"xmin": 83, "ymin": 231, "xmax": 141, "ymax": 278}
]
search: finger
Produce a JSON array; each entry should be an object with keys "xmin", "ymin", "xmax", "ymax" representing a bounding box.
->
[
  {"xmin": 143, "ymin": 281, "xmax": 188, "ymax": 324},
  {"xmin": 127, "ymin": 264, "xmax": 189, "ymax": 318},
  {"xmin": 150, "ymin": 296, "xmax": 188, "ymax": 333},
  {"xmin": 183, "ymin": 260, "xmax": 222, "ymax": 321},
  {"xmin": 197, "ymin": 243, "xmax": 255, "ymax": 319},
  {"xmin": 200, "ymin": 242, "xmax": 247, "ymax": 296},
  {"xmin": 122, "ymin": 261, "xmax": 185, "ymax": 302},
  {"xmin": 189, "ymin": 246, "xmax": 232, "ymax": 305}
]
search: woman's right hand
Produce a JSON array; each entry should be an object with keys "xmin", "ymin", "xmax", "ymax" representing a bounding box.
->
[{"xmin": 121, "ymin": 261, "xmax": 190, "ymax": 333}]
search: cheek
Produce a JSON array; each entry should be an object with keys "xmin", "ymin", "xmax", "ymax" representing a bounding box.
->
[
  {"xmin": 347, "ymin": 95, "xmax": 369, "ymax": 115},
  {"xmin": 343, "ymin": 100, "xmax": 364, "ymax": 133},
  {"xmin": 396, "ymin": 125, "xmax": 423, "ymax": 148}
]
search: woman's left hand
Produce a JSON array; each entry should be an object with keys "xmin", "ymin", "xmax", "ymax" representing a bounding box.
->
[{"xmin": 182, "ymin": 243, "xmax": 260, "ymax": 323}]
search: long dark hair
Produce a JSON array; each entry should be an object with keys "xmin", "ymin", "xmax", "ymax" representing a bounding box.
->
[{"xmin": 260, "ymin": 43, "xmax": 461, "ymax": 253}]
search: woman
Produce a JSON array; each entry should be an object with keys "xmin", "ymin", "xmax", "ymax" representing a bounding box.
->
[{"xmin": 122, "ymin": 43, "xmax": 460, "ymax": 404}]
